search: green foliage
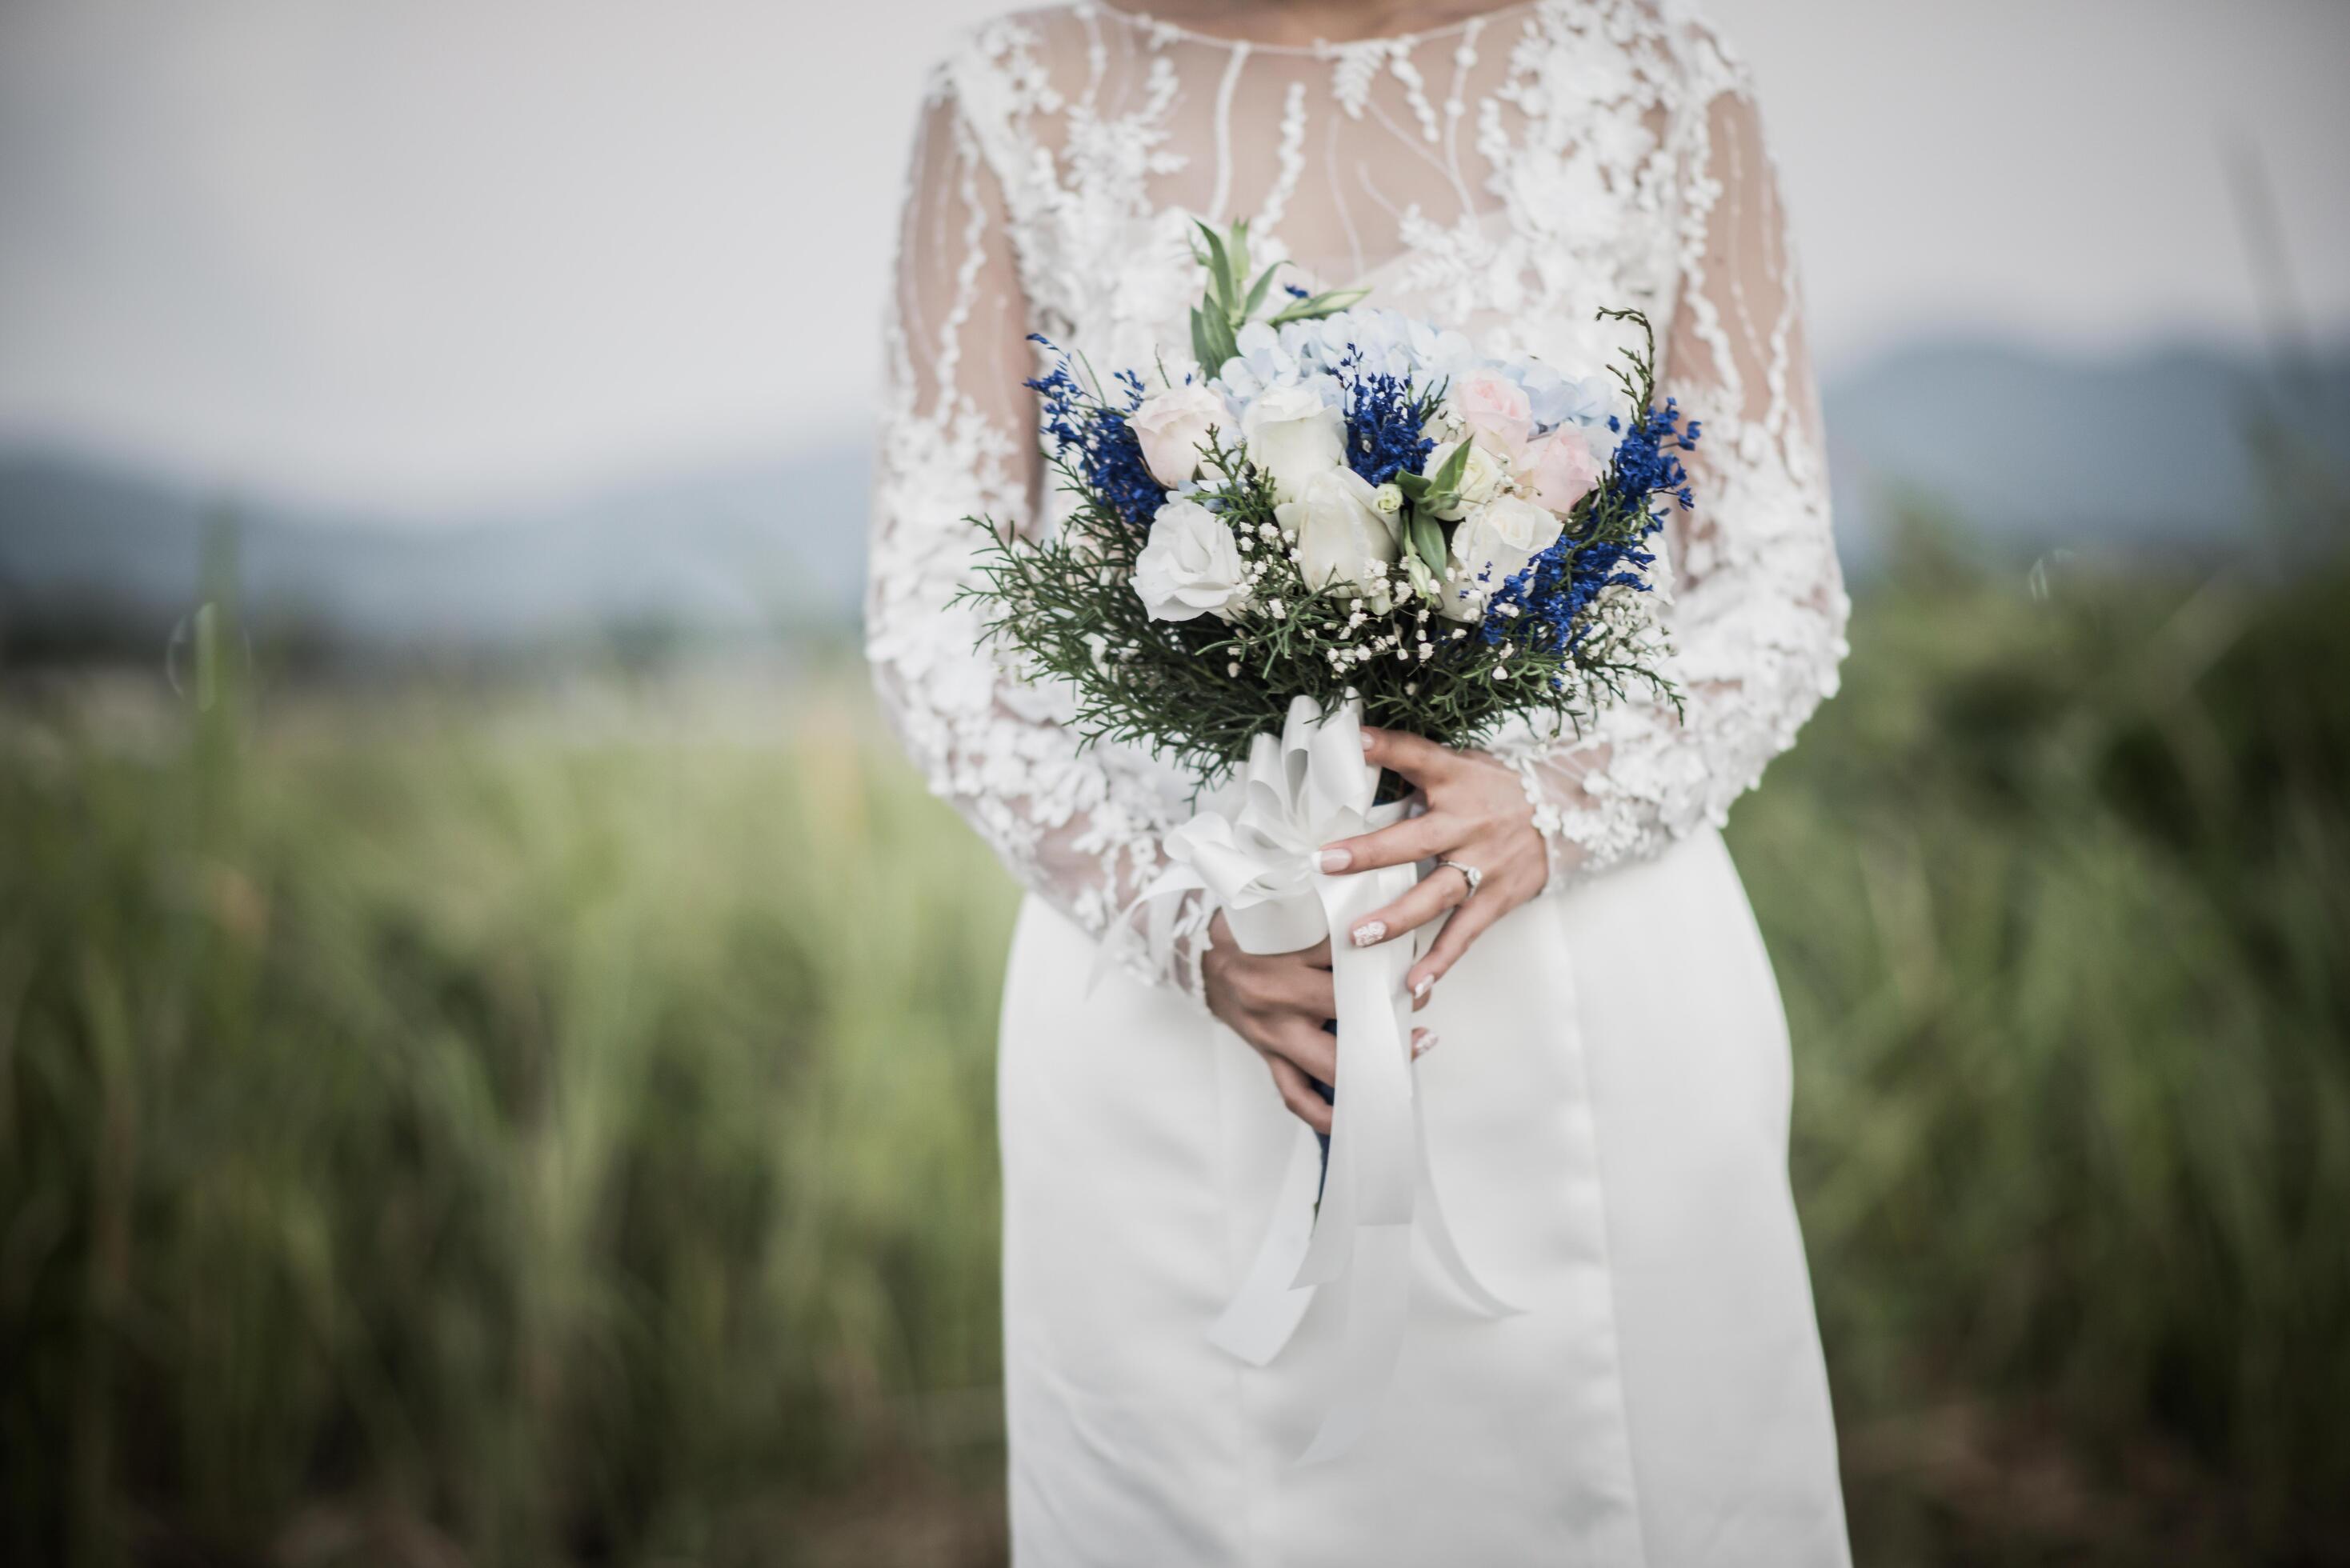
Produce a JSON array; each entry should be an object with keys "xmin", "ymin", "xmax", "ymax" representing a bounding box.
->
[
  {"xmin": 3, "ymin": 554, "xmax": 2348, "ymax": 1562},
  {"xmin": 0, "ymin": 670, "xmax": 1015, "ymax": 1566},
  {"xmin": 1740, "ymin": 554, "xmax": 2350, "ymax": 1560},
  {"xmin": 1186, "ymin": 218, "xmax": 1366, "ymax": 370}
]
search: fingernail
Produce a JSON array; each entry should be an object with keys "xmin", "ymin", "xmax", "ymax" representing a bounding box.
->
[
  {"xmin": 1351, "ymin": 921, "xmax": 1386, "ymax": 947},
  {"xmin": 1361, "ymin": 733, "xmax": 1374, "ymax": 752},
  {"xmin": 1412, "ymin": 1031, "xmax": 1439, "ymax": 1058},
  {"xmin": 1317, "ymin": 849, "xmax": 1351, "ymax": 873},
  {"xmin": 1411, "ymin": 975, "xmax": 1434, "ymax": 1000}
]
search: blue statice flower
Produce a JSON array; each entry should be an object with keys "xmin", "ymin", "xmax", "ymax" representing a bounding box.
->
[
  {"xmin": 1026, "ymin": 335, "xmax": 1167, "ymax": 528},
  {"xmin": 1339, "ymin": 368, "xmax": 1435, "ymax": 489},
  {"xmin": 1479, "ymin": 528, "xmax": 1659, "ymax": 666},
  {"xmin": 1602, "ymin": 397, "xmax": 1700, "ymax": 514}
]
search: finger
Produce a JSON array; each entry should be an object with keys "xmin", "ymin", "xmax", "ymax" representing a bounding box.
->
[
  {"xmin": 1345, "ymin": 864, "xmax": 1469, "ymax": 948},
  {"xmin": 1411, "ymin": 1026, "xmax": 1439, "ymax": 1060},
  {"xmin": 1318, "ymin": 813, "xmax": 1451, "ymax": 874},
  {"xmin": 1271, "ymin": 961, "xmax": 1338, "ymax": 1021},
  {"xmin": 1359, "ymin": 726, "xmax": 1460, "ymax": 787},
  {"xmin": 1267, "ymin": 1056, "xmax": 1334, "ymax": 1135},
  {"xmin": 1261, "ymin": 1016, "xmax": 1338, "ymax": 1084},
  {"xmin": 1408, "ymin": 890, "xmax": 1507, "ymax": 996}
]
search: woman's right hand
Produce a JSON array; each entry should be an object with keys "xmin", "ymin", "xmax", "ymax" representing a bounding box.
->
[{"xmin": 1200, "ymin": 910, "xmax": 1432, "ymax": 1135}]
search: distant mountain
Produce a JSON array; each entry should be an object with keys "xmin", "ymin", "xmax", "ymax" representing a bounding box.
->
[
  {"xmin": 0, "ymin": 446, "xmax": 870, "ymax": 658},
  {"xmin": 1822, "ymin": 338, "xmax": 2350, "ymax": 562},
  {"xmin": 4, "ymin": 338, "xmax": 2345, "ymax": 664}
]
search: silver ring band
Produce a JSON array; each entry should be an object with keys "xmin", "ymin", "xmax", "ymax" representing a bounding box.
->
[{"xmin": 1437, "ymin": 859, "xmax": 1483, "ymax": 899}]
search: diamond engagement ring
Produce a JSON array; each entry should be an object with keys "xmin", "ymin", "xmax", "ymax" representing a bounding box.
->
[{"xmin": 1437, "ymin": 859, "xmax": 1483, "ymax": 899}]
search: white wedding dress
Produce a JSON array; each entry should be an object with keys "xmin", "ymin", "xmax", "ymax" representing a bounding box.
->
[{"xmin": 866, "ymin": 2, "xmax": 1853, "ymax": 1562}]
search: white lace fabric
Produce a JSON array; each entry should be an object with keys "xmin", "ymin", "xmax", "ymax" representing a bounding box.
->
[{"xmin": 866, "ymin": 0, "xmax": 1848, "ymax": 998}]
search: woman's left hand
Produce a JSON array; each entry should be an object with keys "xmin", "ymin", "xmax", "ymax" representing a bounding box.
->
[{"xmin": 1317, "ymin": 727, "xmax": 1551, "ymax": 1008}]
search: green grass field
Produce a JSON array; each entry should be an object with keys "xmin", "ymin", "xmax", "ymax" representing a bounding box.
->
[{"xmin": 4, "ymin": 549, "xmax": 2347, "ymax": 1566}]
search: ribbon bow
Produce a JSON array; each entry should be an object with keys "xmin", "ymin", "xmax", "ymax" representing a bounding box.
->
[{"xmin": 1119, "ymin": 694, "xmax": 1516, "ymax": 1462}]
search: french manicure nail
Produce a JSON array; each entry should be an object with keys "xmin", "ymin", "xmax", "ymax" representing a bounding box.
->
[
  {"xmin": 1412, "ymin": 1032, "xmax": 1439, "ymax": 1058},
  {"xmin": 1351, "ymin": 921, "xmax": 1386, "ymax": 947},
  {"xmin": 1411, "ymin": 975, "xmax": 1434, "ymax": 1000},
  {"xmin": 1317, "ymin": 849, "xmax": 1351, "ymax": 873},
  {"xmin": 1361, "ymin": 733, "xmax": 1375, "ymax": 752}
]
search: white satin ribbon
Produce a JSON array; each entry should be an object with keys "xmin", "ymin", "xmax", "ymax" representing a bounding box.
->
[{"xmin": 1111, "ymin": 694, "xmax": 1517, "ymax": 1462}]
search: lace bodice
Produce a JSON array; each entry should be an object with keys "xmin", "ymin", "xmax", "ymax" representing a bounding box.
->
[{"xmin": 867, "ymin": 0, "xmax": 1848, "ymax": 998}]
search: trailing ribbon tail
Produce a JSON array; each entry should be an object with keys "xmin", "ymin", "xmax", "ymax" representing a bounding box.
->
[{"xmin": 1107, "ymin": 694, "xmax": 1518, "ymax": 1462}]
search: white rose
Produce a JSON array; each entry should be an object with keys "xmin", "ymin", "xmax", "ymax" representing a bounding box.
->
[
  {"xmin": 1439, "ymin": 494, "xmax": 1563, "ymax": 622},
  {"xmin": 1242, "ymin": 381, "xmax": 1347, "ymax": 503},
  {"xmin": 1425, "ymin": 438, "xmax": 1507, "ymax": 521},
  {"xmin": 1134, "ymin": 498, "xmax": 1248, "ymax": 622},
  {"xmin": 1128, "ymin": 382, "xmax": 1228, "ymax": 488},
  {"xmin": 1275, "ymin": 466, "xmax": 1401, "ymax": 598}
]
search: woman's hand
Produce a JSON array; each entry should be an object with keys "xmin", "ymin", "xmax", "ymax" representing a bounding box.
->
[
  {"xmin": 1318, "ymin": 728, "xmax": 1550, "ymax": 1007},
  {"xmin": 1200, "ymin": 910, "xmax": 1433, "ymax": 1134}
]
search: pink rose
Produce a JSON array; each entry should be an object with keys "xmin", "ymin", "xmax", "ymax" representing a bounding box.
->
[
  {"xmin": 1451, "ymin": 373, "xmax": 1533, "ymax": 460},
  {"xmin": 1518, "ymin": 430, "xmax": 1603, "ymax": 516}
]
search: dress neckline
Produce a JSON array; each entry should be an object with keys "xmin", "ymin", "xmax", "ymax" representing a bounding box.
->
[{"xmin": 1091, "ymin": 0, "xmax": 1542, "ymax": 58}]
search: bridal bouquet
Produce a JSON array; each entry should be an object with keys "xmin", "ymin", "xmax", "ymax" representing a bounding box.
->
[
  {"xmin": 959, "ymin": 219, "xmax": 1698, "ymax": 1460},
  {"xmin": 964, "ymin": 218, "xmax": 1691, "ymax": 788}
]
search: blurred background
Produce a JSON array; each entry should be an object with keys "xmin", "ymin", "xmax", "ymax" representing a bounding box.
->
[{"xmin": 2, "ymin": 1, "xmax": 2346, "ymax": 1563}]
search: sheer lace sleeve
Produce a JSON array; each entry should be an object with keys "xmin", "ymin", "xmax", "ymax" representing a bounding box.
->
[
  {"xmin": 1487, "ymin": 53, "xmax": 1850, "ymax": 889},
  {"xmin": 866, "ymin": 72, "xmax": 1214, "ymax": 1001}
]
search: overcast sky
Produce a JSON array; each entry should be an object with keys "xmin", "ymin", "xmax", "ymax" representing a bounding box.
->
[{"xmin": 2, "ymin": 0, "xmax": 2345, "ymax": 515}]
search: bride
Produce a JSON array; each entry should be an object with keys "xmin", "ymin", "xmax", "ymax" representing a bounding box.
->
[{"xmin": 867, "ymin": 1, "xmax": 1852, "ymax": 1561}]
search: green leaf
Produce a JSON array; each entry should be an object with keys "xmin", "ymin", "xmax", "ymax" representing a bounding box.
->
[
  {"xmin": 1227, "ymin": 218, "xmax": 1251, "ymax": 297},
  {"xmin": 1408, "ymin": 511, "xmax": 1448, "ymax": 576},
  {"xmin": 1195, "ymin": 220, "xmax": 1236, "ymax": 316},
  {"xmin": 1267, "ymin": 286, "xmax": 1372, "ymax": 325},
  {"xmin": 1395, "ymin": 470, "xmax": 1432, "ymax": 501},
  {"xmin": 1427, "ymin": 437, "xmax": 1472, "ymax": 494},
  {"xmin": 1240, "ymin": 261, "xmax": 1283, "ymax": 324},
  {"xmin": 1195, "ymin": 308, "xmax": 1238, "ymax": 373}
]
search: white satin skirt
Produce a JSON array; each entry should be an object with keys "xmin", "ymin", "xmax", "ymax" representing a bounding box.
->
[{"xmin": 995, "ymin": 827, "xmax": 1851, "ymax": 1566}]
